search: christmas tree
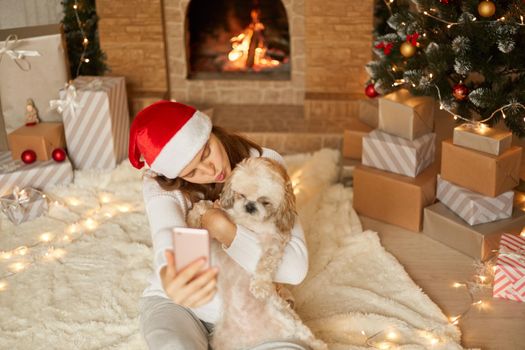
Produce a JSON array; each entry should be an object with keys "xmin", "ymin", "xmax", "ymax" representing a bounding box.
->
[
  {"xmin": 366, "ymin": 0, "xmax": 525, "ymax": 136},
  {"xmin": 61, "ymin": 0, "xmax": 107, "ymax": 78}
]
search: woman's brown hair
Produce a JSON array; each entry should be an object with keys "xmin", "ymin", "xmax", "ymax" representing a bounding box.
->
[{"xmin": 153, "ymin": 125, "xmax": 262, "ymax": 203}]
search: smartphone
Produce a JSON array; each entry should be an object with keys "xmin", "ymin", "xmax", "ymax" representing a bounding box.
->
[{"xmin": 172, "ymin": 227, "xmax": 211, "ymax": 273}]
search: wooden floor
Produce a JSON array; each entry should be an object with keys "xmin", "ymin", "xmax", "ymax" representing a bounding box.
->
[{"xmin": 360, "ymin": 216, "xmax": 525, "ymax": 350}]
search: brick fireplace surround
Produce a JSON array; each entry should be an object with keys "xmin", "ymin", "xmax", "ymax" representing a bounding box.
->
[{"xmin": 96, "ymin": 0, "xmax": 374, "ymax": 153}]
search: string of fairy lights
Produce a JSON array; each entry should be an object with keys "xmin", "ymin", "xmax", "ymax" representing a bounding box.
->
[
  {"xmin": 72, "ymin": 0, "xmax": 90, "ymax": 77},
  {"xmin": 0, "ymin": 190, "xmax": 136, "ymax": 290}
]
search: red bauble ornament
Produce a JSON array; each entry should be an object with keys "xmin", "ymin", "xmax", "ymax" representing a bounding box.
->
[
  {"xmin": 52, "ymin": 148, "xmax": 67, "ymax": 162},
  {"xmin": 21, "ymin": 150, "xmax": 37, "ymax": 164},
  {"xmin": 439, "ymin": 0, "xmax": 451, "ymax": 4},
  {"xmin": 365, "ymin": 83, "xmax": 379, "ymax": 98},
  {"xmin": 453, "ymin": 83, "xmax": 469, "ymax": 101}
]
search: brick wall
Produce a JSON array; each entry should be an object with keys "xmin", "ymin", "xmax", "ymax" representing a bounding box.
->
[{"xmin": 97, "ymin": 0, "xmax": 168, "ymax": 98}]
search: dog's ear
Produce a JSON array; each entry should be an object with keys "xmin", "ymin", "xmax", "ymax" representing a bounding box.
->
[
  {"xmin": 275, "ymin": 179, "xmax": 296, "ymax": 233},
  {"xmin": 220, "ymin": 177, "xmax": 235, "ymax": 209}
]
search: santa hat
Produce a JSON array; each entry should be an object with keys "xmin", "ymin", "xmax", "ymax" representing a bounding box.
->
[{"xmin": 128, "ymin": 100, "xmax": 212, "ymax": 178}]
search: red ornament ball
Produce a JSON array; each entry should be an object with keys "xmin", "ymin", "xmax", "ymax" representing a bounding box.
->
[
  {"xmin": 439, "ymin": 0, "xmax": 451, "ymax": 4},
  {"xmin": 453, "ymin": 83, "xmax": 469, "ymax": 101},
  {"xmin": 21, "ymin": 150, "xmax": 37, "ymax": 164},
  {"xmin": 365, "ymin": 83, "xmax": 379, "ymax": 98},
  {"xmin": 52, "ymin": 148, "xmax": 67, "ymax": 162}
]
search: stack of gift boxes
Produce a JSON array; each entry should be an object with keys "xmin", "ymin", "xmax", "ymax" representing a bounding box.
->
[
  {"xmin": 353, "ymin": 89, "xmax": 438, "ymax": 232},
  {"xmin": 423, "ymin": 123, "xmax": 525, "ymax": 261},
  {"xmin": 0, "ymin": 25, "xmax": 130, "ymax": 225}
]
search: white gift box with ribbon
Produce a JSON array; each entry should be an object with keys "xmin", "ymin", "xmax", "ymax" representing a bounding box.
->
[
  {"xmin": 0, "ymin": 186, "xmax": 48, "ymax": 225},
  {"xmin": 0, "ymin": 24, "xmax": 70, "ymax": 133},
  {"xmin": 51, "ymin": 76, "xmax": 130, "ymax": 170},
  {"xmin": 493, "ymin": 234, "xmax": 525, "ymax": 302}
]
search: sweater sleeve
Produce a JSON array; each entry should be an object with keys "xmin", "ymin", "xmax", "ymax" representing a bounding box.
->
[
  {"xmin": 222, "ymin": 147, "xmax": 309, "ymax": 285},
  {"xmin": 142, "ymin": 173, "xmax": 189, "ymax": 280}
]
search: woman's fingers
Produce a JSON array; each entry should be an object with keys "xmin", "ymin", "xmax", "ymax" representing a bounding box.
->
[
  {"xmin": 189, "ymin": 284, "xmax": 218, "ymax": 308},
  {"xmin": 170, "ymin": 257, "xmax": 209, "ymax": 289},
  {"xmin": 164, "ymin": 250, "xmax": 176, "ymax": 279},
  {"xmin": 172, "ymin": 267, "xmax": 218, "ymax": 303},
  {"xmin": 182, "ymin": 276, "xmax": 218, "ymax": 307}
]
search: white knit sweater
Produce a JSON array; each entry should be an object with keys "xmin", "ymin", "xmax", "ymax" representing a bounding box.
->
[{"xmin": 141, "ymin": 147, "xmax": 309, "ymax": 323}]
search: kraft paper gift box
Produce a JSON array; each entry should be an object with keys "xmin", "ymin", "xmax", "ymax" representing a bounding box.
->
[
  {"xmin": 362, "ymin": 129, "xmax": 435, "ymax": 178},
  {"xmin": 453, "ymin": 123, "xmax": 512, "ymax": 156},
  {"xmin": 493, "ymin": 234, "xmax": 525, "ymax": 302},
  {"xmin": 0, "ymin": 24, "xmax": 69, "ymax": 133},
  {"xmin": 353, "ymin": 164, "xmax": 437, "ymax": 232},
  {"xmin": 437, "ymin": 175, "xmax": 513, "ymax": 226},
  {"xmin": 423, "ymin": 202, "xmax": 525, "ymax": 261},
  {"xmin": 441, "ymin": 140, "xmax": 522, "ymax": 197},
  {"xmin": 342, "ymin": 118, "xmax": 373, "ymax": 160},
  {"xmin": 0, "ymin": 151, "xmax": 73, "ymax": 196},
  {"xmin": 378, "ymin": 89, "xmax": 435, "ymax": 140},
  {"xmin": 7, "ymin": 122, "xmax": 66, "ymax": 161},
  {"xmin": 58, "ymin": 76, "xmax": 130, "ymax": 170},
  {"xmin": 358, "ymin": 99, "xmax": 378, "ymax": 128},
  {"xmin": 0, "ymin": 187, "xmax": 48, "ymax": 225}
]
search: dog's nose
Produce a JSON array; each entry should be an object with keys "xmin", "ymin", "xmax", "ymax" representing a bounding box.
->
[{"xmin": 245, "ymin": 202, "xmax": 257, "ymax": 214}]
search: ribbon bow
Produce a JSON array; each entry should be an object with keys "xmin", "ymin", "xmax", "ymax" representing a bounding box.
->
[
  {"xmin": 49, "ymin": 83, "xmax": 82, "ymax": 118},
  {"xmin": 0, "ymin": 34, "xmax": 41, "ymax": 71},
  {"xmin": 375, "ymin": 42, "xmax": 393, "ymax": 55},
  {"xmin": 0, "ymin": 186, "xmax": 33, "ymax": 211},
  {"xmin": 406, "ymin": 33, "xmax": 420, "ymax": 46}
]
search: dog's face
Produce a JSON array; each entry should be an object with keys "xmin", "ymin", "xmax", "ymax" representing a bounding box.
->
[{"xmin": 220, "ymin": 157, "xmax": 296, "ymax": 233}]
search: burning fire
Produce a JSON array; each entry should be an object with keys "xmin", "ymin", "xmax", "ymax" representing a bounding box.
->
[{"xmin": 225, "ymin": 9, "xmax": 280, "ymax": 71}]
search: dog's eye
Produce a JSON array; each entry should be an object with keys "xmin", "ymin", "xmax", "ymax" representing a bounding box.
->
[{"xmin": 261, "ymin": 201, "xmax": 271, "ymax": 206}]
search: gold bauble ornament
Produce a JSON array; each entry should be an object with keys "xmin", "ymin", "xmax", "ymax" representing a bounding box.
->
[
  {"xmin": 400, "ymin": 42, "xmax": 416, "ymax": 58},
  {"xmin": 478, "ymin": 0, "xmax": 496, "ymax": 18}
]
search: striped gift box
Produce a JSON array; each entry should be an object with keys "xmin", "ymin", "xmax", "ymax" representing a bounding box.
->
[
  {"xmin": 437, "ymin": 175, "xmax": 513, "ymax": 226},
  {"xmin": 493, "ymin": 234, "xmax": 525, "ymax": 302},
  {"xmin": 1, "ymin": 188, "xmax": 48, "ymax": 225},
  {"xmin": 362, "ymin": 129, "xmax": 435, "ymax": 177},
  {"xmin": 60, "ymin": 76, "xmax": 130, "ymax": 170},
  {"xmin": 0, "ymin": 151, "xmax": 73, "ymax": 196}
]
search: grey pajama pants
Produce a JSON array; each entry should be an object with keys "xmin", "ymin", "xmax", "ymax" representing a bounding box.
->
[{"xmin": 139, "ymin": 296, "xmax": 310, "ymax": 350}]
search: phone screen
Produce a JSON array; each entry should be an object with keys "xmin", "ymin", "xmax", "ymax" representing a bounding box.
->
[{"xmin": 172, "ymin": 227, "xmax": 211, "ymax": 272}]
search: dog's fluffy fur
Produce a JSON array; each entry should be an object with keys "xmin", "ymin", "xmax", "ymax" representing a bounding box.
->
[{"xmin": 187, "ymin": 157, "xmax": 326, "ymax": 350}]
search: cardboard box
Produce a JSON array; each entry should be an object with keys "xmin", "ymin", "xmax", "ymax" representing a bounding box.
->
[
  {"xmin": 358, "ymin": 99, "xmax": 378, "ymax": 128},
  {"xmin": 423, "ymin": 202, "xmax": 525, "ymax": 261},
  {"xmin": 353, "ymin": 164, "xmax": 437, "ymax": 232},
  {"xmin": 0, "ymin": 24, "xmax": 69, "ymax": 133},
  {"xmin": 493, "ymin": 234, "xmax": 525, "ymax": 302},
  {"xmin": 378, "ymin": 89, "xmax": 435, "ymax": 140},
  {"xmin": 453, "ymin": 123, "xmax": 512, "ymax": 156},
  {"xmin": 437, "ymin": 175, "xmax": 513, "ymax": 225},
  {"xmin": 7, "ymin": 122, "xmax": 65, "ymax": 161},
  {"xmin": 441, "ymin": 140, "xmax": 522, "ymax": 197},
  {"xmin": 342, "ymin": 118, "xmax": 373, "ymax": 159},
  {"xmin": 362, "ymin": 130, "xmax": 435, "ymax": 177}
]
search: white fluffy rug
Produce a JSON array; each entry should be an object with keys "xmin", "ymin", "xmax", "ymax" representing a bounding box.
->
[{"xmin": 0, "ymin": 149, "xmax": 462, "ymax": 349}]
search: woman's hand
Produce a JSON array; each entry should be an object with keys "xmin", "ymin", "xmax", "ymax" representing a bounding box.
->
[
  {"xmin": 160, "ymin": 250, "xmax": 218, "ymax": 308},
  {"xmin": 201, "ymin": 203, "xmax": 236, "ymax": 247}
]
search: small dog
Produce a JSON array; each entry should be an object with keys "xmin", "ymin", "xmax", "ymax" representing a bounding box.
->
[{"xmin": 188, "ymin": 157, "xmax": 326, "ymax": 350}]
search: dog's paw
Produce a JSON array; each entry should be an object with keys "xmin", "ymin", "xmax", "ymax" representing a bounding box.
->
[
  {"xmin": 187, "ymin": 200, "xmax": 214, "ymax": 228},
  {"xmin": 249, "ymin": 279, "xmax": 273, "ymax": 299}
]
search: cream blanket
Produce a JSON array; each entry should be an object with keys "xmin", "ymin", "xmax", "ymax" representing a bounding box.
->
[{"xmin": 0, "ymin": 149, "xmax": 462, "ymax": 349}]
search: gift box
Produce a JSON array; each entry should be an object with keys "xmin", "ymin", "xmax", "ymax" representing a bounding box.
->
[
  {"xmin": 423, "ymin": 202, "xmax": 525, "ymax": 261},
  {"xmin": 0, "ymin": 187, "xmax": 48, "ymax": 225},
  {"xmin": 0, "ymin": 99, "xmax": 7, "ymax": 152},
  {"xmin": 7, "ymin": 122, "xmax": 66, "ymax": 161},
  {"xmin": 437, "ymin": 175, "xmax": 513, "ymax": 226},
  {"xmin": 58, "ymin": 76, "xmax": 130, "ymax": 170},
  {"xmin": 358, "ymin": 99, "xmax": 378, "ymax": 128},
  {"xmin": 362, "ymin": 129, "xmax": 435, "ymax": 177},
  {"xmin": 378, "ymin": 89, "xmax": 435, "ymax": 140},
  {"xmin": 453, "ymin": 123, "xmax": 512, "ymax": 156},
  {"xmin": 441, "ymin": 140, "xmax": 522, "ymax": 197},
  {"xmin": 0, "ymin": 151, "xmax": 73, "ymax": 196},
  {"xmin": 342, "ymin": 118, "xmax": 373, "ymax": 160},
  {"xmin": 0, "ymin": 24, "xmax": 69, "ymax": 133},
  {"xmin": 353, "ymin": 164, "xmax": 437, "ymax": 232},
  {"xmin": 493, "ymin": 234, "xmax": 525, "ymax": 302}
]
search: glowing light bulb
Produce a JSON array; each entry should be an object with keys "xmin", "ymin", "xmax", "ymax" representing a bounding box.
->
[
  {"xmin": 84, "ymin": 58, "xmax": 90, "ymax": 63},
  {"xmin": 473, "ymin": 300, "xmax": 483, "ymax": 306},
  {"xmin": 15, "ymin": 246, "xmax": 28, "ymax": 256},
  {"xmin": 83, "ymin": 38, "xmax": 89, "ymax": 44},
  {"xmin": 430, "ymin": 337, "xmax": 439, "ymax": 345},
  {"xmin": 1, "ymin": 251, "xmax": 13, "ymax": 260},
  {"xmin": 453, "ymin": 282, "xmax": 463, "ymax": 288},
  {"xmin": 84, "ymin": 218, "xmax": 98, "ymax": 230},
  {"xmin": 118, "ymin": 205, "xmax": 130, "ymax": 213},
  {"xmin": 453, "ymin": 116, "xmax": 458, "ymax": 120},
  {"xmin": 478, "ymin": 275, "xmax": 487, "ymax": 283},
  {"xmin": 68, "ymin": 198, "xmax": 80, "ymax": 206},
  {"xmin": 63, "ymin": 235, "xmax": 71, "ymax": 242},
  {"xmin": 99, "ymin": 193, "xmax": 111, "ymax": 203},
  {"xmin": 9, "ymin": 262, "xmax": 27, "ymax": 272},
  {"xmin": 40, "ymin": 232, "xmax": 54, "ymax": 242},
  {"xmin": 386, "ymin": 331, "xmax": 398, "ymax": 340},
  {"xmin": 73, "ymin": 4, "xmax": 78, "ymax": 9},
  {"xmin": 424, "ymin": 11, "xmax": 428, "ymax": 15},
  {"xmin": 377, "ymin": 342, "xmax": 392, "ymax": 350},
  {"xmin": 520, "ymin": 228, "xmax": 525, "ymax": 237},
  {"xmin": 0, "ymin": 280, "xmax": 7, "ymax": 291}
]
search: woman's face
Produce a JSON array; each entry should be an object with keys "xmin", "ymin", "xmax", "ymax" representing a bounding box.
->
[{"xmin": 178, "ymin": 133, "xmax": 232, "ymax": 184}]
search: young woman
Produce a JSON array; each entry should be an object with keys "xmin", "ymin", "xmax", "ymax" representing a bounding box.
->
[{"xmin": 129, "ymin": 101, "xmax": 309, "ymax": 349}]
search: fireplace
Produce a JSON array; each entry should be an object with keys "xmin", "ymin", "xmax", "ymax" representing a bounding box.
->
[{"xmin": 187, "ymin": 0, "xmax": 291, "ymax": 80}]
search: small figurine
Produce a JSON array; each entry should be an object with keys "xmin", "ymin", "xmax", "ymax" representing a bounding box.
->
[{"xmin": 25, "ymin": 98, "xmax": 39, "ymax": 126}]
